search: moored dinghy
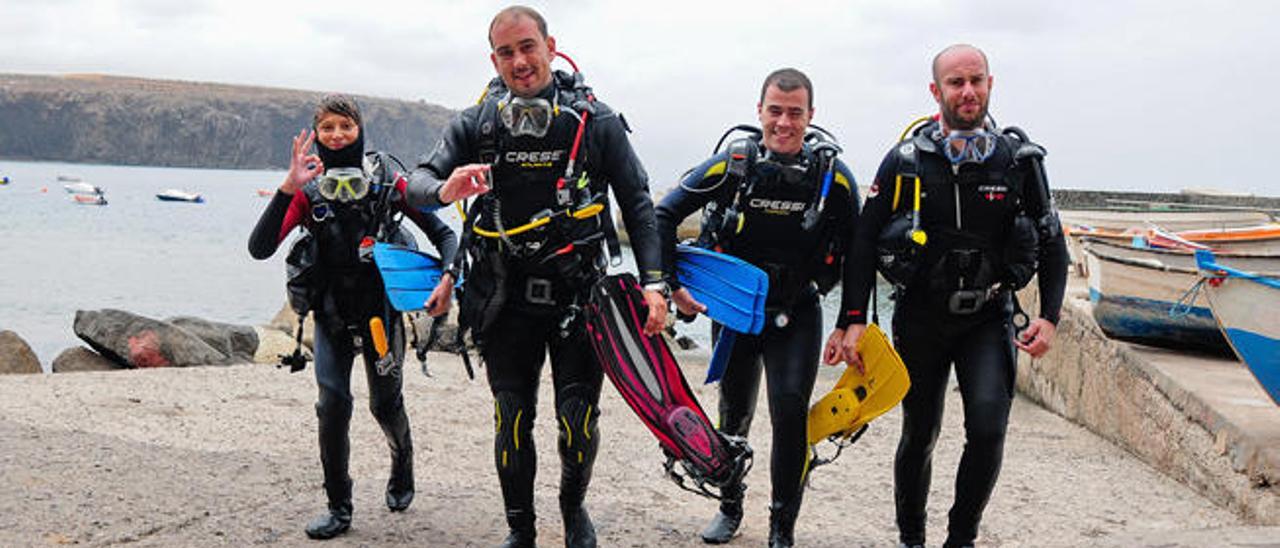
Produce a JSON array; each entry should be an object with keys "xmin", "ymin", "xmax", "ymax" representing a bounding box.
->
[
  {"xmin": 1083, "ymin": 238, "xmax": 1280, "ymax": 353},
  {"xmin": 64, "ymin": 181, "xmax": 105, "ymax": 195},
  {"xmin": 156, "ymin": 189, "xmax": 205, "ymax": 203},
  {"xmin": 1196, "ymin": 250, "xmax": 1280, "ymax": 405}
]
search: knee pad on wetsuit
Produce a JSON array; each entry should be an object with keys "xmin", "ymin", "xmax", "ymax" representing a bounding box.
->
[
  {"xmin": 556, "ymin": 388, "xmax": 600, "ymax": 466},
  {"xmin": 494, "ymin": 391, "xmax": 535, "ymax": 471}
]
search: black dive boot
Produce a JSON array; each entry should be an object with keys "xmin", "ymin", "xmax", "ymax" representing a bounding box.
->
[
  {"xmin": 308, "ymin": 395, "xmax": 353, "ymax": 539},
  {"xmin": 376, "ymin": 402, "xmax": 415, "ymax": 511},
  {"xmin": 557, "ymin": 394, "xmax": 599, "ymax": 548},
  {"xmin": 501, "ymin": 509, "xmax": 537, "ymax": 548},
  {"xmin": 700, "ymin": 482, "xmax": 744, "ymax": 544},
  {"xmin": 305, "ymin": 493, "xmax": 353, "ymax": 540},
  {"xmin": 767, "ymin": 499, "xmax": 800, "ymax": 548},
  {"xmin": 385, "ymin": 445, "xmax": 414, "ymax": 511}
]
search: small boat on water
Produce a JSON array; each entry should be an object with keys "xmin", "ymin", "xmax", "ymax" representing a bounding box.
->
[
  {"xmin": 1083, "ymin": 238, "xmax": 1280, "ymax": 353},
  {"xmin": 156, "ymin": 189, "xmax": 205, "ymax": 203},
  {"xmin": 1, "ymin": 175, "xmax": 11, "ymax": 185},
  {"xmin": 1196, "ymin": 250, "xmax": 1280, "ymax": 405},
  {"xmin": 56, "ymin": 175, "xmax": 82, "ymax": 182},
  {"xmin": 64, "ymin": 182, "xmax": 105, "ymax": 195},
  {"xmin": 71, "ymin": 193, "xmax": 107, "ymax": 206}
]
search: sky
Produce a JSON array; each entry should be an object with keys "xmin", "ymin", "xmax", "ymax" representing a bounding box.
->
[{"xmin": 3, "ymin": 0, "xmax": 1279, "ymax": 196}]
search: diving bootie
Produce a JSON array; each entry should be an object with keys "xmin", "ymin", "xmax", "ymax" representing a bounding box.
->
[
  {"xmin": 562, "ymin": 505, "xmax": 597, "ymax": 548},
  {"xmin": 304, "ymin": 501, "xmax": 352, "ymax": 540},
  {"xmin": 767, "ymin": 500, "xmax": 798, "ymax": 548},
  {"xmin": 501, "ymin": 509, "xmax": 537, "ymax": 548},
  {"xmin": 385, "ymin": 447, "xmax": 414, "ymax": 511},
  {"xmin": 699, "ymin": 483, "xmax": 744, "ymax": 544}
]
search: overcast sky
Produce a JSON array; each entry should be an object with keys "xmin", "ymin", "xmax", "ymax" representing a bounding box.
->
[{"xmin": 4, "ymin": 0, "xmax": 1278, "ymax": 196}]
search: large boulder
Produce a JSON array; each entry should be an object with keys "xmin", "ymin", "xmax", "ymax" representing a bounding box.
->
[
  {"xmin": 252, "ymin": 325, "xmax": 308, "ymax": 365},
  {"xmin": 51, "ymin": 346, "xmax": 120, "ymax": 373},
  {"xmin": 270, "ymin": 304, "xmax": 314, "ymax": 350},
  {"xmin": 0, "ymin": 331, "xmax": 41, "ymax": 374},
  {"xmin": 73, "ymin": 309, "xmax": 233, "ymax": 368},
  {"xmin": 166, "ymin": 316, "xmax": 258, "ymax": 363}
]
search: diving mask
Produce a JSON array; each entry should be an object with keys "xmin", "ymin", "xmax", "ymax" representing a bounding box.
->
[
  {"xmin": 500, "ymin": 95, "xmax": 554, "ymax": 138},
  {"xmin": 942, "ymin": 129, "xmax": 998, "ymax": 166},
  {"xmin": 317, "ymin": 167, "xmax": 370, "ymax": 202}
]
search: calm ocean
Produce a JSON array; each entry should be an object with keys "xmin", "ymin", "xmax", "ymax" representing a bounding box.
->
[{"xmin": 0, "ymin": 159, "xmax": 888, "ymax": 370}]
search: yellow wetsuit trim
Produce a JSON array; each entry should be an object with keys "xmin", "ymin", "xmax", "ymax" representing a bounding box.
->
[
  {"xmin": 513, "ymin": 409, "xmax": 523, "ymax": 450},
  {"xmin": 833, "ymin": 172, "xmax": 851, "ymax": 192}
]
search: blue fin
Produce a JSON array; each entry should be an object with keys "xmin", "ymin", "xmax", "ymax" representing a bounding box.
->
[
  {"xmin": 372, "ymin": 243, "xmax": 443, "ymax": 312},
  {"xmin": 675, "ymin": 245, "xmax": 768, "ymax": 335},
  {"xmin": 705, "ymin": 328, "xmax": 737, "ymax": 384}
]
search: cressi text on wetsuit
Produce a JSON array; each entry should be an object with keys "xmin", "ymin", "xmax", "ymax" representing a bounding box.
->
[
  {"xmin": 408, "ymin": 71, "xmax": 663, "ymax": 547},
  {"xmin": 656, "ymin": 135, "xmax": 860, "ymax": 544}
]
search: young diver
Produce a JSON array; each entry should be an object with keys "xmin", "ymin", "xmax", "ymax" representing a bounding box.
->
[
  {"xmin": 656, "ymin": 68, "xmax": 861, "ymax": 548},
  {"xmin": 248, "ymin": 94, "xmax": 457, "ymax": 540}
]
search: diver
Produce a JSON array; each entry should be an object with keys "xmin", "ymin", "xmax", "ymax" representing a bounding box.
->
[
  {"xmin": 248, "ymin": 94, "xmax": 458, "ymax": 540},
  {"xmin": 405, "ymin": 6, "xmax": 669, "ymax": 547},
  {"xmin": 656, "ymin": 68, "xmax": 861, "ymax": 548},
  {"xmin": 835, "ymin": 45, "xmax": 1069, "ymax": 548}
]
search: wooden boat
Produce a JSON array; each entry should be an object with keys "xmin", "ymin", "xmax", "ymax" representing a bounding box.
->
[
  {"xmin": 156, "ymin": 189, "xmax": 204, "ymax": 203},
  {"xmin": 1083, "ymin": 238, "xmax": 1280, "ymax": 353},
  {"xmin": 1060, "ymin": 209, "xmax": 1275, "ymax": 232},
  {"xmin": 71, "ymin": 193, "xmax": 107, "ymax": 206},
  {"xmin": 1196, "ymin": 250, "xmax": 1280, "ymax": 405}
]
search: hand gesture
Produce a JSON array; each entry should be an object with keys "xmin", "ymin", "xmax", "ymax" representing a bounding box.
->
[
  {"xmin": 439, "ymin": 164, "xmax": 492, "ymax": 203},
  {"xmin": 282, "ymin": 129, "xmax": 323, "ymax": 194}
]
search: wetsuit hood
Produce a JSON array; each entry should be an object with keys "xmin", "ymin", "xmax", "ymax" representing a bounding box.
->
[{"xmin": 317, "ymin": 131, "xmax": 366, "ymax": 170}]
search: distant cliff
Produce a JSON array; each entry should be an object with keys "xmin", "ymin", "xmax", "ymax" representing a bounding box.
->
[{"xmin": 0, "ymin": 74, "xmax": 454, "ymax": 170}]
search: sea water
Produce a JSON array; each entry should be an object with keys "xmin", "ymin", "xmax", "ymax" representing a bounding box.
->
[{"xmin": 0, "ymin": 160, "xmax": 893, "ymax": 370}]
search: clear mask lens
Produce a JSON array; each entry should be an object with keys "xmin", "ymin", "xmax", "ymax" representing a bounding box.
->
[
  {"xmin": 943, "ymin": 130, "xmax": 997, "ymax": 166},
  {"xmin": 500, "ymin": 96, "xmax": 553, "ymax": 138},
  {"xmin": 317, "ymin": 167, "xmax": 369, "ymax": 202}
]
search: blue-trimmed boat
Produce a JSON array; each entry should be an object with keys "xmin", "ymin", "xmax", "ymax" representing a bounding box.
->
[
  {"xmin": 1196, "ymin": 250, "xmax": 1280, "ymax": 405},
  {"xmin": 1083, "ymin": 238, "xmax": 1280, "ymax": 353}
]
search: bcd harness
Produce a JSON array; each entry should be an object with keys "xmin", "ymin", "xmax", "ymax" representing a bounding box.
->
[
  {"xmin": 876, "ymin": 116, "xmax": 1057, "ymax": 330},
  {"xmin": 692, "ymin": 124, "xmax": 849, "ymax": 323},
  {"xmin": 451, "ymin": 57, "xmax": 625, "ymax": 362},
  {"xmin": 280, "ymin": 151, "xmax": 412, "ymax": 372}
]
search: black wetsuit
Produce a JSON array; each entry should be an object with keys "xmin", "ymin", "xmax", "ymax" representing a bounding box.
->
[
  {"xmin": 248, "ymin": 152, "xmax": 457, "ymax": 525},
  {"xmin": 843, "ymin": 121, "xmax": 1068, "ymax": 548},
  {"xmin": 410, "ymin": 73, "xmax": 663, "ymax": 546},
  {"xmin": 655, "ymin": 139, "xmax": 860, "ymax": 540}
]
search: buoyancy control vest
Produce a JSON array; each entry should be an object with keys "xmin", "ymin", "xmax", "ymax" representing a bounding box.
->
[
  {"xmin": 285, "ymin": 151, "xmax": 414, "ymax": 319},
  {"xmin": 696, "ymin": 126, "xmax": 851, "ymax": 304},
  {"xmin": 876, "ymin": 118, "xmax": 1045, "ymax": 314},
  {"xmin": 463, "ymin": 70, "xmax": 617, "ymax": 265}
]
